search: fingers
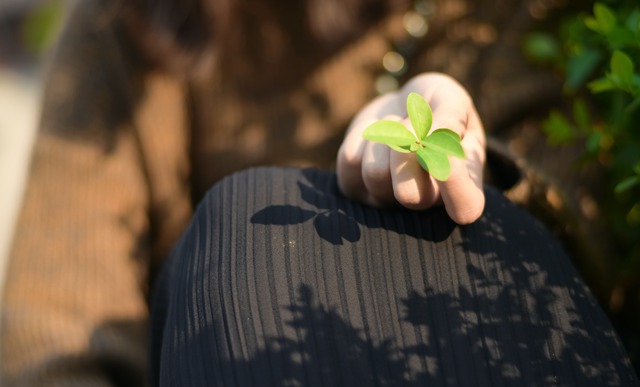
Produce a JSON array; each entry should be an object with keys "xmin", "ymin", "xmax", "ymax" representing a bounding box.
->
[
  {"xmin": 390, "ymin": 149, "xmax": 441, "ymax": 210},
  {"xmin": 337, "ymin": 93, "xmax": 402, "ymax": 204},
  {"xmin": 337, "ymin": 116, "xmax": 376, "ymax": 203},
  {"xmin": 388, "ymin": 116, "xmax": 440, "ymax": 209},
  {"xmin": 361, "ymin": 127, "xmax": 394, "ymax": 206},
  {"xmin": 439, "ymin": 157, "xmax": 485, "ymax": 224},
  {"xmin": 425, "ymin": 80, "xmax": 486, "ymax": 224},
  {"xmin": 341, "ymin": 113, "xmax": 441, "ymax": 210},
  {"xmin": 338, "ymin": 72, "xmax": 488, "ymax": 224}
]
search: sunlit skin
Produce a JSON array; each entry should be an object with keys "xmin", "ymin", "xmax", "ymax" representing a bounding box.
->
[{"xmin": 337, "ymin": 72, "xmax": 486, "ymax": 225}]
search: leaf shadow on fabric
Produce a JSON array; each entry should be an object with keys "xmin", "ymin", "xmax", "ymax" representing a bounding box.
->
[
  {"xmin": 250, "ymin": 168, "xmax": 456, "ymax": 245},
  {"xmin": 153, "ymin": 167, "xmax": 638, "ymax": 386},
  {"xmin": 158, "ymin": 279, "xmax": 637, "ymax": 386}
]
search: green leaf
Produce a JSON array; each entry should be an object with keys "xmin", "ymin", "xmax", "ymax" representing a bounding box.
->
[
  {"xmin": 543, "ymin": 111, "xmax": 574, "ymax": 144},
  {"xmin": 416, "ymin": 148, "xmax": 450, "ymax": 181},
  {"xmin": 627, "ymin": 202, "xmax": 640, "ymax": 226},
  {"xmin": 588, "ymin": 77, "xmax": 616, "ymax": 93},
  {"xmin": 523, "ymin": 32, "xmax": 561, "ymax": 63},
  {"xmin": 361, "ymin": 95, "xmax": 464, "ymax": 181},
  {"xmin": 421, "ymin": 129, "xmax": 465, "ymax": 159},
  {"xmin": 433, "ymin": 128, "xmax": 462, "ymax": 143},
  {"xmin": 362, "ymin": 120, "xmax": 417, "ymax": 146},
  {"xmin": 625, "ymin": 94, "xmax": 640, "ymax": 113},
  {"xmin": 415, "ymin": 149, "xmax": 430, "ymax": 174},
  {"xmin": 615, "ymin": 176, "xmax": 640, "ymax": 194},
  {"xmin": 611, "ymin": 51, "xmax": 634, "ymax": 86},
  {"xmin": 22, "ymin": 0, "xmax": 65, "ymax": 53},
  {"xmin": 593, "ymin": 3, "xmax": 617, "ymax": 34},
  {"xmin": 624, "ymin": 8, "xmax": 640, "ymax": 31},
  {"xmin": 389, "ymin": 144, "xmax": 412, "ymax": 153},
  {"xmin": 586, "ymin": 132, "xmax": 603, "ymax": 154},
  {"xmin": 573, "ymin": 99, "xmax": 590, "ymax": 132},
  {"xmin": 584, "ymin": 16, "xmax": 600, "ymax": 32},
  {"xmin": 607, "ymin": 26, "xmax": 637, "ymax": 48},
  {"xmin": 566, "ymin": 49, "xmax": 602, "ymax": 90},
  {"xmin": 406, "ymin": 92, "xmax": 432, "ymax": 140}
]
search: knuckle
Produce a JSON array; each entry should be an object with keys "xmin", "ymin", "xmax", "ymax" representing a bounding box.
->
[
  {"xmin": 336, "ymin": 165, "xmax": 360, "ymax": 199},
  {"xmin": 406, "ymin": 72, "xmax": 451, "ymax": 88},
  {"xmin": 451, "ymin": 197, "xmax": 485, "ymax": 225},
  {"xmin": 337, "ymin": 145, "xmax": 361, "ymax": 166},
  {"xmin": 362, "ymin": 165, "xmax": 395, "ymax": 204},
  {"xmin": 362, "ymin": 162, "xmax": 390, "ymax": 187},
  {"xmin": 394, "ymin": 188, "xmax": 433, "ymax": 210},
  {"xmin": 337, "ymin": 177, "xmax": 360, "ymax": 199}
]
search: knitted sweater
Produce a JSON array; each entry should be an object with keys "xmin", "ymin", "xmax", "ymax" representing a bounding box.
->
[{"xmin": 1, "ymin": 0, "xmax": 560, "ymax": 385}]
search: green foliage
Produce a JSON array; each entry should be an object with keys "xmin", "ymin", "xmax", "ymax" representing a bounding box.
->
[
  {"xmin": 524, "ymin": 0, "xmax": 640, "ymax": 270},
  {"xmin": 362, "ymin": 93, "xmax": 465, "ymax": 181},
  {"xmin": 22, "ymin": 0, "xmax": 65, "ymax": 54},
  {"xmin": 523, "ymin": 32, "xmax": 562, "ymax": 65}
]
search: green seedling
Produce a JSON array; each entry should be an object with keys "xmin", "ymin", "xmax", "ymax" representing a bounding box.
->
[{"xmin": 362, "ymin": 92, "xmax": 465, "ymax": 181}]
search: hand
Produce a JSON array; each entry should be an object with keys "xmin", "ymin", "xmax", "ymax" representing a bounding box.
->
[{"xmin": 336, "ymin": 72, "xmax": 486, "ymax": 224}]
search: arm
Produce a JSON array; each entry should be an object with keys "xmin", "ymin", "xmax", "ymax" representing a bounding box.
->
[
  {"xmin": 337, "ymin": 73, "xmax": 486, "ymax": 224},
  {"xmin": 1, "ymin": 1, "xmax": 190, "ymax": 385}
]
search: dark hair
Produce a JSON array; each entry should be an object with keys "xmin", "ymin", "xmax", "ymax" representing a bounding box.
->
[{"xmin": 123, "ymin": 0, "xmax": 407, "ymax": 74}]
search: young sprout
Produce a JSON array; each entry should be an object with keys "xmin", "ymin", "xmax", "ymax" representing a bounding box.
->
[{"xmin": 362, "ymin": 92, "xmax": 465, "ymax": 181}]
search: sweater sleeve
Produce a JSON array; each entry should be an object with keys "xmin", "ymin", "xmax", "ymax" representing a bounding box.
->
[{"xmin": 1, "ymin": 1, "xmax": 191, "ymax": 386}]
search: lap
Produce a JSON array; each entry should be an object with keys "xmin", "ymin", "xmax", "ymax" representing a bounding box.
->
[{"xmin": 151, "ymin": 167, "xmax": 638, "ymax": 386}]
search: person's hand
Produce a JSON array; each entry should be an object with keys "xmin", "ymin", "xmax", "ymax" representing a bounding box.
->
[{"xmin": 337, "ymin": 72, "xmax": 486, "ymax": 224}]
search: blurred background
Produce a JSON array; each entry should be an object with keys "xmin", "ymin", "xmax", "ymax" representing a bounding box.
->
[
  {"xmin": 0, "ymin": 0, "xmax": 68, "ymax": 300},
  {"xmin": 0, "ymin": 0, "xmax": 638, "ymax": 377}
]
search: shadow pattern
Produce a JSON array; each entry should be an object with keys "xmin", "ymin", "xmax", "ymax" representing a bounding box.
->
[
  {"xmin": 155, "ymin": 168, "xmax": 638, "ymax": 386},
  {"xmin": 251, "ymin": 169, "xmax": 456, "ymax": 245}
]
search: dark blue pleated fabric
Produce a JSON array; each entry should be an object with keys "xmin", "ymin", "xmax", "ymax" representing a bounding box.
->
[{"xmin": 151, "ymin": 167, "xmax": 639, "ymax": 386}]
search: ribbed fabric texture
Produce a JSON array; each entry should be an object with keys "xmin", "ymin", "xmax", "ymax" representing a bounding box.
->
[{"xmin": 151, "ymin": 167, "xmax": 639, "ymax": 386}]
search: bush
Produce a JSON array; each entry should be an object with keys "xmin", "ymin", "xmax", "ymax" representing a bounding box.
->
[{"xmin": 524, "ymin": 0, "xmax": 640, "ymax": 285}]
